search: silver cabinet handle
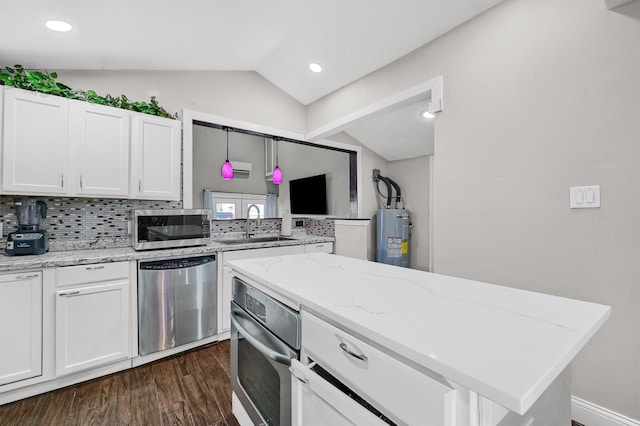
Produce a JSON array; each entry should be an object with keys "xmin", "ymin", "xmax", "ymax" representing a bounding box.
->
[
  {"xmin": 61, "ymin": 173, "xmax": 64, "ymax": 188},
  {"xmin": 59, "ymin": 291, "xmax": 80, "ymax": 297},
  {"xmin": 16, "ymin": 274, "xmax": 39, "ymax": 280},
  {"xmin": 138, "ymin": 179, "xmax": 142, "ymax": 192},
  {"xmin": 80, "ymin": 175, "xmax": 83, "ymax": 189},
  {"xmin": 289, "ymin": 368, "xmax": 309, "ymax": 384},
  {"xmin": 339, "ymin": 342, "xmax": 368, "ymax": 362},
  {"xmin": 85, "ymin": 265, "xmax": 104, "ymax": 270}
]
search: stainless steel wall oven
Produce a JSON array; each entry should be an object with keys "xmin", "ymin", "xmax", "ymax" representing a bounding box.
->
[{"xmin": 231, "ymin": 276, "xmax": 300, "ymax": 426}]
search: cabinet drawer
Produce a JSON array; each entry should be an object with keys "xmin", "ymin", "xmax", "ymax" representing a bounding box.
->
[
  {"xmin": 56, "ymin": 261, "xmax": 129, "ymax": 287},
  {"xmin": 302, "ymin": 311, "xmax": 456, "ymax": 426},
  {"xmin": 290, "ymin": 359, "xmax": 389, "ymax": 426},
  {"xmin": 303, "ymin": 242, "xmax": 333, "ymax": 253}
]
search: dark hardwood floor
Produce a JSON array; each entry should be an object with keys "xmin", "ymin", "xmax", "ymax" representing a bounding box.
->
[{"xmin": 0, "ymin": 340, "xmax": 240, "ymax": 426}]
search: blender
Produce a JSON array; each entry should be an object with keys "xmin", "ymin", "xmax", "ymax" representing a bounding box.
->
[{"xmin": 6, "ymin": 199, "xmax": 49, "ymax": 256}]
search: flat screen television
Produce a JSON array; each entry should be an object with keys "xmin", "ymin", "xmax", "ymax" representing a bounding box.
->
[{"xmin": 289, "ymin": 174, "xmax": 328, "ymax": 215}]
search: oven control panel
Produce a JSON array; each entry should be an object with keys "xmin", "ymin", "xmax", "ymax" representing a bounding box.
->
[{"xmin": 246, "ymin": 294, "xmax": 267, "ymax": 323}]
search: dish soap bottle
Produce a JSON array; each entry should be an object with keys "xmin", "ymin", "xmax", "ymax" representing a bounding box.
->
[{"xmin": 281, "ymin": 210, "xmax": 292, "ymax": 236}]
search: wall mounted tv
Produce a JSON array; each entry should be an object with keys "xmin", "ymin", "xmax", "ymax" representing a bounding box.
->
[{"xmin": 289, "ymin": 174, "xmax": 328, "ymax": 215}]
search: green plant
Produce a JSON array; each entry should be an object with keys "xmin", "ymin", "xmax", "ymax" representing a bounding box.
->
[{"xmin": 0, "ymin": 65, "xmax": 178, "ymax": 119}]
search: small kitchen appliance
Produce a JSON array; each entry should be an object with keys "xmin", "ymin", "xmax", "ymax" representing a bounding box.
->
[{"xmin": 6, "ymin": 199, "xmax": 49, "ymax": 256}]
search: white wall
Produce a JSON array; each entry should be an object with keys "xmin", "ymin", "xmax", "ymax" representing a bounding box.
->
[
  {"xmin": 308, "ymin": 0, "xmax": 640, "ymax": 420},
  {"xmin": 55, "ymin": 70, "xmax": 306, "ymax": 133}
]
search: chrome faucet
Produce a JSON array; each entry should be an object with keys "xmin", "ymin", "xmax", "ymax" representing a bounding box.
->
[{"xmin": 246, "ymin": 204, "xmax": 261, "ymax": 239}]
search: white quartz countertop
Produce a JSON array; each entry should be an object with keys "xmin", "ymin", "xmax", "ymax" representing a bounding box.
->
[
  {"xmin": 0, "ymin": 235, "xmax": 333, "ymax": 272},
  {"xmin": 228, "ymin": 252, "xmax": 610, "ymax": 415}
]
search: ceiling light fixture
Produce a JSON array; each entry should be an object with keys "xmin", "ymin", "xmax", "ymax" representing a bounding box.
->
[
  {"xmin": 309, "ymin": 63, "xmax": 322, "ymax": 73},
  {"xmin": 421, "ymin": 110, "xmax": 435, "ymax": 119},
  {"xmin": 221, "ymin": 127, "xmax": 234, "ymax": 180},
  {"xmin": 45, "ymin": 20, "xmax": 73, "ymax": 32},
  {"xmin": 272, "ymin": 139, "xmax": 283, "ymax": 185}
]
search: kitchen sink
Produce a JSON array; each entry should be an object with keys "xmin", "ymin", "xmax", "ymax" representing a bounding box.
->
[{"xmin": 216, "ymin": 236, "xmax": 297, "ymax": 245}]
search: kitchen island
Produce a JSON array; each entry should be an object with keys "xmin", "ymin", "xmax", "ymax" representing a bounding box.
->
[{"xmin": 228, "ymin": 252, "xmax": 610, "ymax": 426}]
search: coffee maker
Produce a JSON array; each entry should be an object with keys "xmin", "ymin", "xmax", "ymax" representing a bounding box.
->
[{"xmin": 6, "ymin": 199, "xmax": 49, "ymax": 256}]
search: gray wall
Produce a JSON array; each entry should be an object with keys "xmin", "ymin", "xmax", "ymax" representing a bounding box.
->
[
  {"xmin": 388, "ymin": 155, "xmax": 431, "ymax": 271},
  {"xmin": 308, "ymin": 0, "xmax": 640, "ymax": 419},
  {"xmin": 276, "ymin": 142, "xmax": 351, "ymax": 218},
  {"xmin": 192, "ymin": 125, "xmax": 271, "ymax": 207}
]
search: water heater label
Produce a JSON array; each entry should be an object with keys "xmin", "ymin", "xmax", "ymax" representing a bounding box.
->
[
  {"xmin": 401, "ymin": 241, "xmax": 408, "ymax": 255},
  {"xmin": 387, "ymin": 237, "xmax": 402, "ymax": 258}
]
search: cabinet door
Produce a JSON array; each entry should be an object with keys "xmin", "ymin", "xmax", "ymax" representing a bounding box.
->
[
  {"xmin": 2, "ymin": 88, "xmax": 69, "ymax": 195},
  {"xmin": 131, "ymin": 114, "xmax": 180, "ymax": 200},
  {"xmin": 0, "ymin": 272, "xmax": 42, "ymax": 386},
  {"xmin": 56, "ymin": 280, "xmax": 130, "ymax": 376},
  {"xmin": 72, "ymin": 101, "xmax": 130, "ymax": 197},
  {"xmin": 290, "ymin": 360, "xmax": 388, "ymax": 426}
]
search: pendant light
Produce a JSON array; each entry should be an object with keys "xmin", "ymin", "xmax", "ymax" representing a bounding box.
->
[
  {"xmin": 221, "ymin": 127, "xmax": 233, "ymax": 180},
  {"xmin": 272, "ymin": 139, "xmax": 283, "ymax": 184}
]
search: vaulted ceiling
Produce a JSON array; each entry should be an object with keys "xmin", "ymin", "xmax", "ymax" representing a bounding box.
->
[{"xmin": 1, "ymin": 0, "xmax": 504, "ymax": 105}]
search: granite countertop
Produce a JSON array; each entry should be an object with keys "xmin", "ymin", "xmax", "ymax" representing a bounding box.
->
[
  {"xmin": 0, "ymin": 234, "xmax": 334, "ymax": 272},
  {"xmin": 227, "ymin": 252, "xmax": 610, "ymax": 416}
]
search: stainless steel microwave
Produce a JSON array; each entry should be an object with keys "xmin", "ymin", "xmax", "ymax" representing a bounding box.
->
[{"xmin": 132, "ymin": 209, "xmax": 211, "ymax": 251}]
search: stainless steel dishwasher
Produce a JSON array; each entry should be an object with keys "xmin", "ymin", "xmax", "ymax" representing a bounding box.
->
[{"xmin": 138, "ymin": 254, "xmax": 217, "ymax": 356}]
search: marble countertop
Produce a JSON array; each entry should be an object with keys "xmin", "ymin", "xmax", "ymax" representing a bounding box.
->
[
  {"xmin": 228, "ymin": 252, "xmax": 610, "ymax": 415},
  {"xmin": 0, "ymin": 235, "xmax": 334, "ymax": 272}
]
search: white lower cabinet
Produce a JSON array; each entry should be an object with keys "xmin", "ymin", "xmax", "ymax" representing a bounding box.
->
[
  {"xmin": 0, "ymin": 272, "xmax": 43, "ymax": 386},
  {"xmin": 219, "ymin": 244, "xmax": 304, "ymax": 334},
  {"xmin": 55, "ymin": 263, "xmax": 130, "ymax": 376},
  {"xmin": 300, "ymin": 310, "xmax": 457, "ymax": 426},
  {"xmin": 303, "ymin": 242, "xmax": 334, "ymax": 253}
]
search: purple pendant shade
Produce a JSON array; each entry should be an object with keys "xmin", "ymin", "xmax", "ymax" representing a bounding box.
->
[
  {"xmin": 221, "ymin": 160, "xmax": 233, "ymax": 180},
  {"xmin": 272, "ymin": 166, "xmax": 282, "ymax": 184},
  {"xmin": 221, "ymin": 128, "xmax": 233, "ymax": 180}
]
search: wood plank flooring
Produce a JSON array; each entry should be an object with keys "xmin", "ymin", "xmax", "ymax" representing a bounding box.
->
[{"xmin": 0, "ymin": 340, "xmax": 240, "ymax": 426}]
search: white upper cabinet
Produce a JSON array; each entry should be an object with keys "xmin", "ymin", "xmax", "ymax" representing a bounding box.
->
[
  {"xmin": 70, "ymin": 101, "xmax": 130, "ymax": 198},
  {"xmin": 2, "ymin": 88, "xmax": 69, "ymax": 195},
  {"xmin": 130, "ymin": 114, "xmax": 181, "ymax": 201},
  {"xmin": 1, "ymin": 87, "xmax": 182, "ymax": 201}
]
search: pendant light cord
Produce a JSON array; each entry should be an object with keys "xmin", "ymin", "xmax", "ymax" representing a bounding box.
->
[{"xmin": 226, "ymin": 128, "xmax": 230, "ymax": 161}]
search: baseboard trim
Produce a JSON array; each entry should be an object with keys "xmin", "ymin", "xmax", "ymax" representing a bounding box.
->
[{"xmin": 572, "ymin": 396, "xmax": 640, "ymax": 426}]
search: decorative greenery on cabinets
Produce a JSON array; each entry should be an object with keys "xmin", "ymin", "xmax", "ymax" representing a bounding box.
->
[{"xmin": 0, "ymin": 64, "xmax": 178, "ymax": 119}]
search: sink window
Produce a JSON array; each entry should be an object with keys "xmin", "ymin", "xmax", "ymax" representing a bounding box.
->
[{"xmin": 205, "ymin": 191, "xmax": 274, "ymax": 220}]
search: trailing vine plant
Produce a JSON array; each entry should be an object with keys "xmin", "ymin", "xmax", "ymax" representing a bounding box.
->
[{"xmin": 0, "ymin": 65, "xmax": 178, "ymax": 119}]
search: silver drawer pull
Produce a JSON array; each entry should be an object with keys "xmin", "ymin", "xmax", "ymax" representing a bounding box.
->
[
  {"xmin": 339, "ymin": 342, "xmax": 368, "ymax": 362},
  {"xmin": 16, "ymin": 274, "xmax": 39, "ymax": 280},
  {"xmin": 59, "ymin": 291, "xmax": 80, "ymax": 297},
  {"xmin": 85, "ymin": 265, "xmax": 105, "ymax": 270}
]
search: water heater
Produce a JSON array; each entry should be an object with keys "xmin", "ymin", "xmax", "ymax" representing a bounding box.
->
[{"xmin": 376, "ymin": 208, "xmax": 410, "ymax": 268}]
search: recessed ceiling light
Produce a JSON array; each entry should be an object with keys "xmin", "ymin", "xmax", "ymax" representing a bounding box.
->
[
  {"xmin": 45, "ymin": 20, "xmax": 73, "ymax": 32},
  {"xmin": 421, "ymin": 110, "xmax": 435, "ymax": 119},
  {"xmin": 309, "ymin": 63, "xmax": 322, "ymax": 73}
]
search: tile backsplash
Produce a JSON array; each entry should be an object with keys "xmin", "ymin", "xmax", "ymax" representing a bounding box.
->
[
  {"xmin": 0, "ymin": 195, "xmax": 336, "ymax": 251},
  {"xmin": 0, "ymin": 196, "xmax": 182, "ymax": 242}
]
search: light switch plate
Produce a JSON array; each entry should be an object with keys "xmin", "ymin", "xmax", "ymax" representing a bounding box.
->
[{"xmin": 570, "ymin": 185, "xmax": 600, "ymax": 209}]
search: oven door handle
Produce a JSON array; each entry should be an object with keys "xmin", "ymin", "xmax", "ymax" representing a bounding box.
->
[{"xmin": 231, "ymin": 306, "xmax": 293, "ymax": 366}]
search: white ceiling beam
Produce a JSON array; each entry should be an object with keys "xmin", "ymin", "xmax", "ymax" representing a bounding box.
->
[{"xmin": 604, "ymin": 0, "xmax": 637, "ymax": 9}]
